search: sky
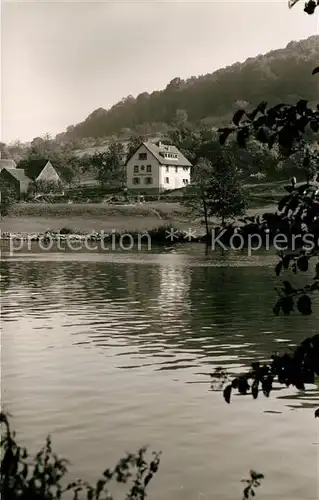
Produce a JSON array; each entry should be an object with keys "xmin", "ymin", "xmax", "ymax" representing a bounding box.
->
[{"xmin": 1, "ymin": 0, "xmax": 318, "ymax": 143}]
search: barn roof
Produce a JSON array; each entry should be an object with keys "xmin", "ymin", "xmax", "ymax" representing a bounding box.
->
[{"xmin": 0, "ymin": 159, "xmax": 17, "ymax": 170}]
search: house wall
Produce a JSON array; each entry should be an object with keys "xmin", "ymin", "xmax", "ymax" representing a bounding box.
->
[
  {"xmin": 159, "ymin": 164, "xmax": 191, "ymax": 190},
  {"xmin": 126, "ymin": 144, "xmax": 160, "ymax": 191},
  {"xmin": 36, "ymin": 162, "xmax": 61, "ymax": 183},
  {"xmin": 126, "ymin": 144, "xmax": 191, "ymax": 191}
]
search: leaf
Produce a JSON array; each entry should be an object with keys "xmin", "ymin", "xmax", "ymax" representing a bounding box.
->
[
  {"xmin": 256, "ymin": 127, "xmax": 270, "ymax": 144},
  {"xmin": 257, "ymin": 101, "xmax": 267, "ymax": 115},
  {"xmin": 21, "ymin": 464, "xmax": 28, "ymax": 479},
  {"xmin": 288, "ymin": 0, "xmax": 300, "ymax": 7},
  {"xmin": 310, "ymin": 120, "xmax": 319, "ymax": 132},
  {"xmin": 223, "ymin": 384, "xmax": 232, "ymax": 404},
  {"xmin": 282, "ymin": 256, "xmax": 291, "ymax": 269},
  {"xmin": 236, "ymin": 128, "xmax": 249, "ymax": 148},
  {"xmin": 144, "ymin": 473, "xmax": 153, "ymax": 486},
  {"xmin": 251, "ymin": 382, "xmax": 259, "ymax": 399},
  {"xmin": 275, "ymin": 261, "xmax": 283, "ymax": 276},
  {"xmin": 297, "ymin": 295, "xmax": 312, "ymax": 315},
  {"xmin": 296, "ymin": 99, "xmax": 308, "ymax": 115},
  {"xmin": 231, "ymin": 377, "xmax": 239, "ymax": 389},
  {"xmin": 312, "ymin": 67, "xmax": 319, "ymax": 75},
  {"xmin": 304, "ymin": 1, "xmax": 317, "ymax": 14},
  {"xmin": 297, "ymin": 255, "xmax": 309, "ymax": 272},
  {"xmin": 238, "ymin": 378, "xmax": 250, "ymax": 395},
  {"xmin": 218, "ymin": 128, "xmax": 234, "ymax": 145},
  {"xmin": 284, "ymin": 185, "xmax": 294, "ymax": 193},
  {"xmin": 273, "ymin": 300, "xmax": 281, "ymax": 316},
  {"xmin": 286, "ymin": 196, "xmax": 299, "ymax": 213},
  {"xmin": 243, "ymin": 485, "xmax": 250, "ymax": 499},
  {"xmin": 278, "ymin": 195, "xmax": 292, "ymax": 212},
  {"xmin": 281, "ymin": 296, "xmax": 294, "ymax": 315},
  {"xmin": 232, "ymin": 109, "xmax": 246, "ymax": 126},
  {"xmin": 282, "ymin": 281, "xmax": 295, "ymax": 294},
  {"xmin": 245, "ymin": 107, "xmax": 260, "ymax": 121},
  {"xmin": 262, "ymin": 377, "xmax": 273, "ymax": 397}
]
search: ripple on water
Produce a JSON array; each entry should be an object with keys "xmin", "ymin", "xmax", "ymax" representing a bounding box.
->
[{"xmin": 1, "ymin": 257, "xmax": 318, "ymax": 500}]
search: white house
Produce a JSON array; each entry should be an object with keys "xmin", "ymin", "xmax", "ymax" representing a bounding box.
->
[{"xmin": 125, "ymin": 141, "xmax": 192, "ymax": 192}]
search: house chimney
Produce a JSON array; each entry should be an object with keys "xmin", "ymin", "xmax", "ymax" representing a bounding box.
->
[{"xmin": 157, "ymin": 140, "xmax": 162, "ymax": 147}]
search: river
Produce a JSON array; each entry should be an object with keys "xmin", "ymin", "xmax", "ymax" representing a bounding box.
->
[{"xmin": 1, "ymin": 249, "xmax": 318, "ymax": 500}]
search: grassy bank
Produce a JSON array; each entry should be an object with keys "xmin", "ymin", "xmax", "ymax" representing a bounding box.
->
[
  {"xmin": 0, "ymin": 201, "xmax": 278, "ymax": 236},
  {"xmin": 1, "ymin": 202, "xmax": 186, "ymax": 235},
  {"xmin": 0, "ymin": 216, "xmax": 184, "ymax": 235},
  {"xmin": 9, "ymin": 202, "xmax": 185, "ymax": 219}
]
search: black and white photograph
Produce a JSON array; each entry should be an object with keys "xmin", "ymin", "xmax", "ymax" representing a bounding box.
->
[{"xmin": 1, "ymin": 1, "xmax": 318, "ymax": 499}]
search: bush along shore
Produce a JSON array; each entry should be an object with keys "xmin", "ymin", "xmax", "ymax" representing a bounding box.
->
[
  {"xmin": 0, "ymin": 226, "xmax": 204, "ymax": 245},
  {"xmin": 1, "ymin": 209, "xmax": 319, "ymax": 250}
]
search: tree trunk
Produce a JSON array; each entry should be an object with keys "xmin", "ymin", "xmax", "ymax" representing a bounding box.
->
[{"xmin": 201, "ymin": 188, "xmax": 210, "ymax": 252}]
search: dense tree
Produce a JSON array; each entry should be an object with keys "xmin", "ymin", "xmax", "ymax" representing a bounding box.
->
[
  {"xmin": 5, "ymin": 140, "xmax": 28, "ymax": 163},
  {"xmin": 92, "ymin": 141, "xmax": 125, "ymax": 188},
  {"xmin": 182, "ymin": 157, "xmax": 215, "ymax": 239},
  {"xmin": 206, "ymin": 154, "xmax": 248, "ymax": 225},
  {"xmin": 17, "ymin": 136, "xmax": 84, "ymax": 185},
  {"xmin": 0, "ymin": 186, "xmax": 16, "ymax": 218},
  {"xmin": 27, "ymin": 179, "xmax": 64, "ymax": 196},
  {"xmin": 127, "ymin": 135, "xmax": 146, "ymax": 157},
  {"xmin": 173, "ymin": 109, "xmax": 188, "ymax": 126},
  {"xmin": 0, "ymin": 142, "xmax": 11, "ymax": 159},
  {"xmin": 57, "ymin": 36, "xmax": 318, "ymax": 140},
  {"xmin": 183, "ymin": 155, "xmax": 248, "ymax": 241},
  {"xmin": 214, "ymin": 0, "xmax": 319, "ymax": 418},
  {"xmin": 166, "ymin": 127, "xmax": 200, "ymax": 162}
]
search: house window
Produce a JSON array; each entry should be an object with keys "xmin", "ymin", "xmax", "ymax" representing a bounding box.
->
[
  {"xmin": 165, "ymin": 177, "xmax": 169, "ymax": 184},
  {"xmin": 175, "ymin": 166, "xmax": 178, "ymax": 173},
  {"xmin": 134, "ymin": 165, "xmax": 139, "ymax": 173},
  {"xmin": 183, "ymin": 167, "xmax": 189, "ymax": 171},
  {"xmin": 139, "ymin": 153, "xmax": 147, "ymax": 160},
  {"xmin": 165, "ymin": 166, "xmax": 169, "ymax": 172},
  {"xmin": 183, "ymin": 179, "xmax": 189, "ymax": 184},
  {"xmin": 146, "ymin": 165, "xmax": 152, "ymax": 173},
  {"xmin": 133, "ymin": 177, "xmax": 140, "ymax": 185},
  {"xmin": 140, "ymin": 165, "xmax": 145, "ymax": 171},
  {"xmin": 145, "ymin": 177, "xmax": 153, "ymax": 185}
]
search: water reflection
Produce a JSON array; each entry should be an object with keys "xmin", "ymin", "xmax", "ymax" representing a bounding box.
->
[
  {"xmin": 1, "ymin": 257, "xmax": 318, "ymax": 398},
  {"xmin": 2, "ymin": 256, "xmax": 318, "ymax": 500}
]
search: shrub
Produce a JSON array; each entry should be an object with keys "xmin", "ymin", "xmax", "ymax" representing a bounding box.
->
[
  {"xmin": 0, "ymin": 187, "xmax": 16, "ymax": 218},
  {"xmin": 0, "ymin": 412, "xmax": 161, "ymax": 500}
]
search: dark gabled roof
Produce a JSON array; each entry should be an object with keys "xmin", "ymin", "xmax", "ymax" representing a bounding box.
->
[
  {"xmin": 1, "ymin": 168, "xmax": 30, "ymax": 184},
  {"xmin": 21, "ymin": 159, "xmax": 51, "ymax": 180},
  {"xmin": 0, "ymin": 159, "xmax": 17, "ymax": 170},
  {"xmin": 0, "ymin": 168, "xmax": 31, "ymax": 193},
  {"xmin": 126, "ymin": 141, "xmax": 192, "ymax": 167}
]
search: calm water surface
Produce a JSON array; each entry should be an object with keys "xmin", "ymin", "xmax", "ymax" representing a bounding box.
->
[{"xmin": 1, "ymin": 249, "xmax": 318, "ymax": 500}]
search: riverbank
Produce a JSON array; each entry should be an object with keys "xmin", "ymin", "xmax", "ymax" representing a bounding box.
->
[{"xmin": 1, "ymin": 202, "xmax": 277, "ymax": 236}]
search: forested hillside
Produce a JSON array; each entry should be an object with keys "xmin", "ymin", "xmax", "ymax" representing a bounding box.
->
[{"xmin": 59, "ymin": 36, "xmax": 319, "ymax": 141}]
